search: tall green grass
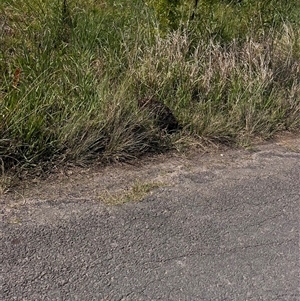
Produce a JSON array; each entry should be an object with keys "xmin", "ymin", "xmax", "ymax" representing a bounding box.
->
[{"xmin": 1, "ymin": 0, "xmax": 299, "ymax": 179}]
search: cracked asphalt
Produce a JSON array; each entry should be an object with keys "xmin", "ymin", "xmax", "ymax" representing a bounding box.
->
[{"xmin": 1, "ymin": 137, "xmax": 300, "ymax": 300}]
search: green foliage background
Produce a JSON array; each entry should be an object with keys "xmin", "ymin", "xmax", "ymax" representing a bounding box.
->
[{"xmin": 0, "ymin": 0, "xmax": 299, "ymax": 178}]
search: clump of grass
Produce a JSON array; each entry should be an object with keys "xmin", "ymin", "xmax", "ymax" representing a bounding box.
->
[
  {"xmin": 0, "ymin": 0, "xmax": 299, "ymax": 181},
  {"xmin": 132, "ymin": 25, "xmax": 300, "ymax": 143},
  {"xmin": 99, "ymin": 181, "xmax": 164, "ymax": 205},
  {"xmin": 0, "ymin": 157, "xmax": 11, "ymax": 194}
]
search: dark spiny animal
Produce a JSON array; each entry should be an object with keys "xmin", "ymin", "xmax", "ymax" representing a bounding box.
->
[{"xmin": 138, "ymin": 97, "xmax": 182, "ymax": 133}]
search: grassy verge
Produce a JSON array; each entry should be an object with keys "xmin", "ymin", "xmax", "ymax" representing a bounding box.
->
[{"xmin": 1, "ymin": 0, "xmax": 299, "ymax": 186}]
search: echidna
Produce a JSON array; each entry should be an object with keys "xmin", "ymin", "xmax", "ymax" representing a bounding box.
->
[{"xmin": 138, "ymin": 97, "xmax": 182, "ymax": 133}]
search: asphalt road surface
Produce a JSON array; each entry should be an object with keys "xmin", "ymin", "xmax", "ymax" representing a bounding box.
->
[{"xmin": 1, "ymin": 138, "xmax": 300, "ymax": 300}]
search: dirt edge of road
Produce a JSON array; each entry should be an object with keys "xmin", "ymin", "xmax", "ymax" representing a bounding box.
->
[{"xmin": 1, "ymin": 132, "xmax": 299, "ymax": 210}]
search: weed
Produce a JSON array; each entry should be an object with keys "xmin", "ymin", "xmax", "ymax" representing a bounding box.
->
[{"xmin": 99, "ymin": 181, "xmax": 165, "ymax": 205}]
